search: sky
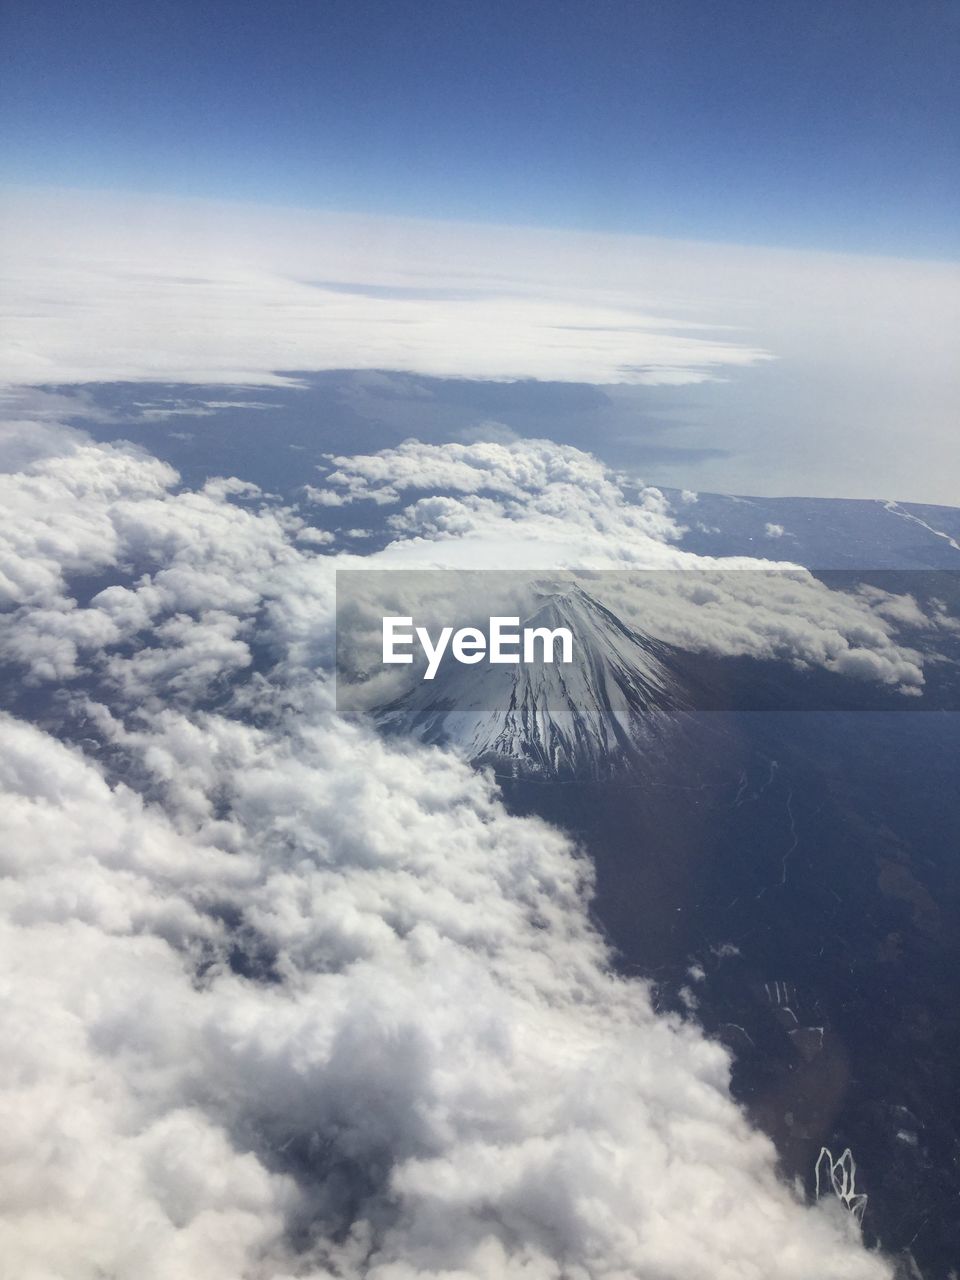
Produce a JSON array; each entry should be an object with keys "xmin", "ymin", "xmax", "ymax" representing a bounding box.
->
[
  {"xmin": 1, "ymin": 8, "xmax": 958, "ymax": 1274},
  {"xmin": 3, "ymin": 190, "xmax": 957, "ymax": 502},
  {"xmin": 0, "ymin": 1, "xmax": 958, "ymax": 501},
  {"xmin": 2, "ymin": 0, "xmax": 958, "ymax": 258}
]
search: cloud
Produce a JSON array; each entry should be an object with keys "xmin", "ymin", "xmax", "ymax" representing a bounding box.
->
[
  {"xmin": 0, "ymin": 191, "xmax": 769, "ymax": 391},
  {"xmin": 3, "ymin": 188, "xmax": 959, "ymax": 502},
  {"xmin": 318, "ymin": 438, "xmax": 932, "ymax": 692},
  {"xmin": 0, "ymin": 418, "xmax": 930, "ymax": 1278},
  {"xmin": 0, "ymin": 432, "xmax": 175, "ymax": 611},
  {"xmin": 0, "ymin": 707, "xmax": 889, "ymax": 1280},
  {"xmin": 0, "ymin": 429, "xmax": 937, "ymax": 701}
]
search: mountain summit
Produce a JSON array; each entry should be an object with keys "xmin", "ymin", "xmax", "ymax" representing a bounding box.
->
[{"xmin": 375, "ymin": 586, "xmax": 687, "ymax": 779}]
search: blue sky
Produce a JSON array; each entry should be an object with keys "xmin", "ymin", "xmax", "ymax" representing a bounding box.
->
[{"xmin": 2, "ymin": 0, "xmax": 958, "ymax": 257}]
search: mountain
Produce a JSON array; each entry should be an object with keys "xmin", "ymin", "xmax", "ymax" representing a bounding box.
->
[
  {"xmin": 375, "ymin": 586, "xmax": 688, "ymax": 779},
  {"xmin": 373, "ymin": 578, "xmax": 960, "ymax": 1277}
]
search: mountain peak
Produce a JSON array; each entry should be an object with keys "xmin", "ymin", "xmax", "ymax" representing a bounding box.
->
[{"xmin": 374, "ymin": 586, "xmax": 686, "ymax": 779}]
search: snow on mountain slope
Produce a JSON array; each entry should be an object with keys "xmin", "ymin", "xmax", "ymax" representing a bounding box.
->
[{"xmin": 375, "ymin": 585, "xmax": 689, "ymax": 778}]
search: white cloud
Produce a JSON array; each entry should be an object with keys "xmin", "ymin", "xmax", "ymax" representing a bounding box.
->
[
  {"xmin": 0, "ymin": 429, "xmax": 936, "ymax": 699},
  {"xmin": 320, "ymin": 438, "xmax": 931, "ymax": 692},
  {"xmin": 0, "ymin": 707, "xmax": 890, "ymax": 1280},
  {"xmin": 2, "ymin": 188, "xmax": 958, "ymax": 502},
  {"xmin": 0, "ymin": 419, "xmax": 933, "ymax": 1278},
  {"xmin": 0, "ymin": 191, "xmax": 769, "ymax": 391}
]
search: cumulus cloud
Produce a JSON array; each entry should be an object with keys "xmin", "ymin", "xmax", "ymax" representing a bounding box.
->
[
  {"xmin": 317, "ymin": 438, "xmax": 691, "ymax": 571},
  {"xmin": 0, "ymin": 428, "xmax": 938, "ymax": 698},
  {"xmin": 0, "ymin": 711, "xmax": 889, "ymax": 1280},
  {"xmin": 0, "ymin": 419, "xmax": 930, "ymax": 1278},
  {"xmin": 0, "ymin": 428, "xmax": 329, "ymax": 691},
  {"xmin": 319, "ymin": 438, "xmax": 932, "ymax": 692}
]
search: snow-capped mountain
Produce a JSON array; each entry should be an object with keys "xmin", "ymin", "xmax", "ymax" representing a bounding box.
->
[{"xmin": 375, "ymin": 585, "xmax": 689, "ymax": 779}]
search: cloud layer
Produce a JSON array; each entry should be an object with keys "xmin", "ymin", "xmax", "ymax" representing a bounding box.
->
[
  {"xmin": 0, "ymin": 706, "xmax": 888, "ymax": 1280},
  {"xmin": 0, "ymin": 420, "xmax": 925, "ymax": 1277},
  {"xmin": 317, "ymin": 438, "xmax": 933, "ymax": 694},
  {"xmin": 0, "ymin": 192, "xmax": 768, "ymax": 389},
  {"xmin": 2, "ymin": 187, "xmax": 958, "ymax": 502}
]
